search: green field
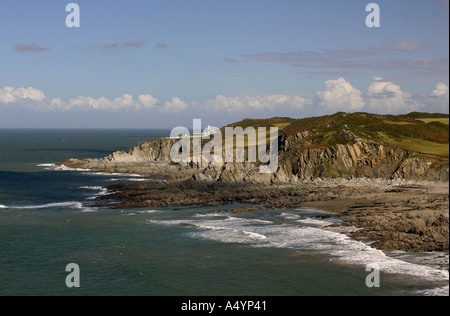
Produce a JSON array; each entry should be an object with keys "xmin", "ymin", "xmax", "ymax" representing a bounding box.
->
[
  {"xmin": 175, "ymin": 112, "xmax": 449, "ymax": 159},
  {"xmin": 418, "ymin": 118, "xmax": 449, "ymax": 125},
  {"xmin": 381, "ymin": 134, "xmax": 449, "ymax": 157},
  {"xmin": 226, "ymin": 112, "xmax": 449, "ymax": 158}
]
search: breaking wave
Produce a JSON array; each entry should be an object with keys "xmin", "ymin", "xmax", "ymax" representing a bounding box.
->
[
  {"xmin": 147, "ymin": 211, "xmax": 449, "ymax": 294},
  {"xmin": 1, "ymin": 201, "xmax": 97, "ymax": 212}
]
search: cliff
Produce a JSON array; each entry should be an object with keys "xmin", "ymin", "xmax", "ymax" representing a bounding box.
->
[{"xmin": 58, "ymin": 112, "xmax": 449, "ymax": 183}]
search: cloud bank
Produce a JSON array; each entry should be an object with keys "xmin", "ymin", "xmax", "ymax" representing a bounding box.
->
[
  {"xmin": 0, "ymin": 87, "xmax": 160, "ymax": 112},
  {"xmin": 1, "ymin": 78, "xmax": 448, "ymax": 118},
  {"xmin": 204, "ymin": 94, "xmax": 312, "ymax": 113}
]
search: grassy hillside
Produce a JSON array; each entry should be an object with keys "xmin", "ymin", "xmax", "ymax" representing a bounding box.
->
[{"xmin": 225, "ymin": 112, "xmax": 450, "ymax": 158}]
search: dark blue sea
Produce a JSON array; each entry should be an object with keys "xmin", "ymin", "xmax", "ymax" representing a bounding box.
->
[{"xmin": 0, "ymin": 129, "xmax": 448, "ymax": 296}]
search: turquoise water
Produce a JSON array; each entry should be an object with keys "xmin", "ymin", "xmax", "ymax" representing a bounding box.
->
[{"xmin": 0, "ymin": 129, "xmax": 448, "ymax": 296}]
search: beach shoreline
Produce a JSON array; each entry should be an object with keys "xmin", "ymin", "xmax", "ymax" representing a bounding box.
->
[
  {"xmin": 302, "ymin": 182, "xmax": 449, "ymax": 252},
  {"xmin": 84, "ymin": 167, "xmax": 449, "ymax": 253}
]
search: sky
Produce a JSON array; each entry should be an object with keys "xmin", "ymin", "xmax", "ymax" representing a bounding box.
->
[{"xmin": 0, "ymin": 0, "xmax": 449, "ymax": 128}]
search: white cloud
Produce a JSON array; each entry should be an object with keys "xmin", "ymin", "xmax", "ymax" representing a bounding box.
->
[
  {"xmin": 1, "ymin": 82, "xmax": 448, "ymax": 119},
  {"xmin": 316, "ymin": 77, "xmax": 365, "ymax": 112},
  {"xmin": 431, "ymin": 82, "xmax": 449, "ymax": 97},
  {"xmin": 0, "ymin": 86, "xmax": 160, "ymax": 112},
  {"xmin": 162, "ymin": 97, "xmax": 188, "ymax": 113},
  {"xmin": 414, "ymin": 82, "xmax": 449, "ymax": 113},
  {"xmin": 365, "ymin": 79, "xmax": 417, "ymax": 113},
  {"xmin": 0, "ymin": 86, "xmax": 46, "ymax": 104},
  {"xmin": 315, "ymin": 78, "xmax": 448, "ymax": 115},
  {"xmin": 138, "ymin": 94, "xmax": 159, "ymax": 107},
  {"xmin": 204, "ymin": 94, "xmax": 311, "ymax": 112},
  {"xmin": 59, "ymin": 94, "xmax": 160, "ymax": 111}
]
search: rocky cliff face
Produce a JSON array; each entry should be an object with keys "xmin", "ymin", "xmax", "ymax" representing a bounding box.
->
[
  {"xmin": 59, "ymin": 129, "xmax": 449, "ymax": 183},
  {"xmin": 106, "ymin": 138, "xmax": 176, "ymax": 163},
  {"xmin": 57, "ymin": 138, "xmax": 187, "ymax": 178},
  {"xmin": 275, "ymin": 130, "xmax": 448, "ymax": 182},
  {"xmin": 183, "ymin": 130, "xmax": 448, "ymax": 183}
]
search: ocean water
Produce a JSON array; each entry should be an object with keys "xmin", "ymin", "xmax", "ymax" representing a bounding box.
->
[{"xmin": 0, "ymin": 129, "xmax": 448, "ymax": 296}]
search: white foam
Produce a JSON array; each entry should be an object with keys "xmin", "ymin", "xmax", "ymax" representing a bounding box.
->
[
  {"xmin": 280, "ymin": 212, "xmax": 302, "ymax": 220},
  {"xmin": 296, "ymin": 207, "xmax": 336, "ymax": 215},
  {"xmin": 193, "ymin": 212, "xmax": 229, "ymax": 218},
  {"xmin": 81, "ymin": 207, "xmax": 98, "ymax": 213},
  {"xmin": 266, "ymin": 224, "xmax": 449, "ymax": 283},
  {"xmin": 416, "ymin": 284, "xmax": 449, "ymax": 296},
  {"xmin": 298, "ymin": 218, "xmax": 335, "ymax": 227},
  {"xmin": 82, "ymin": 172, "xmax": 144, "ymax": 178},
  {"xmin": 0, "ymin": 205, "xmax": 8, "ymax": 209},
  {"xmin": 15, "ymin": 202, "xmax": 84, "ymax": 210},
  {"xmin": 190, "ymin": 227, "xmax": 268, "ymax": 244},
  {"xmin": 5, "ymin": 201, "xmax": 98, "ymax": 212},
  {"xmin": 109, "ymin": 178, "xmax": 147, "ymax": 182},
  {"xmin": 190, "ymin": 222, "xmax": 267, "ymax": 240},
  {"xmin": 38, "ymin": 164, "xmax": 147, "ymax": 183},
  {"xmin": 37, "ymin": 163, "xmax": 91, "ymax": 172},
  {"xmin": 80, "ymin": 186, "xmax": 105, "ymax": 191},
  {"xmin": 147, "ymin": 213, "xmax": 449, "ymax": 285},
  {"xmin": 79, "ymin": 186, "xmax": 108, "ymax": 200},
  {"xmin": 242, "ymin": 231, "xmax": 268, "ymax": 240},
  {"xmin": 123, "ymin": 210, "xmax": 159, "ymax": 216}
]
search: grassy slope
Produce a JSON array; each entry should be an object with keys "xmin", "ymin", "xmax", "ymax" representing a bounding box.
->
[{"xmin": 226, "ymin": 112, "xmax": 450, "ymax": 158}]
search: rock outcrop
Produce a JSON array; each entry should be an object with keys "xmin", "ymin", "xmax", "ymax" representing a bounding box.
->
[
  {"xmin": 58, "ymin": 128, "xmax": 449, "ymax": 183},
  {"xmin": 275, "ymin": 130, "xmax": 449, "ymax": 182}
]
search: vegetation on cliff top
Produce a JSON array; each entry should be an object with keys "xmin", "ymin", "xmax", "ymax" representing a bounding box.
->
[{"xmin": 226, "ymin": 112, "xmax": 449, "ymax": 158}]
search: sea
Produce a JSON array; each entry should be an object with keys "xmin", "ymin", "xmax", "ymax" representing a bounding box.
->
[{"xmin": 0, "ymin": 129, "xmax": 448, "ymax": 297}]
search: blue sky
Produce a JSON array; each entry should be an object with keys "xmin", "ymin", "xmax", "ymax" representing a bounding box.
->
[{"xmin": 0, "ymin": 0, "xmax": 448, "ymax": 128}]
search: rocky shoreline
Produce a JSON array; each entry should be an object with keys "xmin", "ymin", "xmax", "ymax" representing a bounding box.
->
[
  {"xmin": 56, "ymin": 118, "xmax": 449, "ymax": 253},
  {"xmin": 302, "ymin": 182, "xmax": 449, "ymax": 252},
  {"xmin": 90, "ymin": 174, "xmax": 449, "ymax": 253}
]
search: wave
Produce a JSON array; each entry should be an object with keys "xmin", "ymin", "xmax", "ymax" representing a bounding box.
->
[
  {"xmin": 37, "ymin": 163, "xmax": 91, "ymax": 172},
  {"xmin": 37, "ymin": 164, "xmax": 145, "ymax": 179},
  {"xmin": 14, "ymin": 201, "xmax": 84, "ymax": 209},
  {"xmin": 147, "ymin": 212, "xmax": 449, "ymax": 288},
  {"xmin": 416, "ymin": 284, "xmax": 449, "ymax": 296},
  {"xmin": 0, "ymin": 205, "xmax": 8, "ymax": 209},
  {"xmin": 122, "ymin": 210, "xmax": 159, "ymax": 216},
  {"xmin": 297, "ymin": 217, "xmax": 342, "ymax": 227},
  {"xmin": 79, "ymin": 186, "xmax": 105, "ymax": 191},
  {"xmin": 3, "ymin": 201, "xmax": 98, "ymax": 212},
  {"xmin": 108, "ymin": 178, "xmax": 147, "ymax": 182},
  {"xmin": 79, "ymin": 186, "xmax": 109, "ymax": 200},
  {"xmin": 296, "ymin": 207, "xmax": 336, "ymax": 215},
  {"xmin": 82, "ymin": 171, "xmax": 144, "ymax": 178},
  {"xmin": 192, "ymin": 223, "xmax": 267, "ymax": 240}
]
